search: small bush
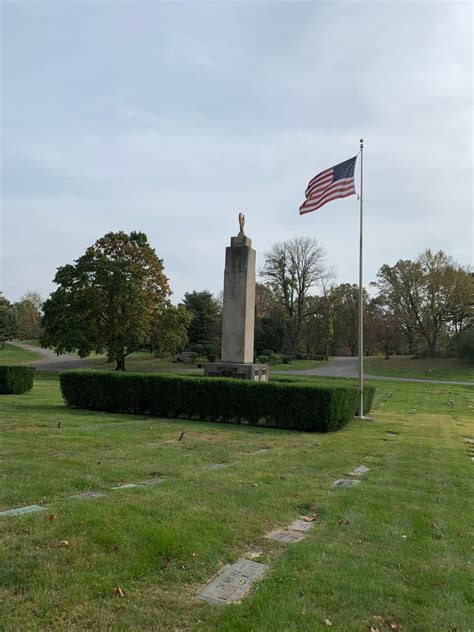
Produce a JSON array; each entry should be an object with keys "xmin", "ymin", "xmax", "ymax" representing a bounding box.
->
[
  {"xmin": 262, "ymin": 349, "xmax": 275, "ymax": 357},
  {"xmin": 0, "ymin": 366, "xmax": 35, "ymax": 394},
  {"xmin": 256, "ymin": 355, "xmax": 269, "ymax": 364},
  {"xmin": 60, "ymin": 371, "xmax": 376, "ymax": 432}
]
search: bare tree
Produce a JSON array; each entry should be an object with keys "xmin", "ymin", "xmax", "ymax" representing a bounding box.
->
[{"xmin": 260, "ymin": 237, "xmax": 332, "ymax": 356}]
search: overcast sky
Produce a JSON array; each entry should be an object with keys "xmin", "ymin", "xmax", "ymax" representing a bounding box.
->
[{"xmin": 1, "ymin": 0, "xmax": 472, "ymax": 304}]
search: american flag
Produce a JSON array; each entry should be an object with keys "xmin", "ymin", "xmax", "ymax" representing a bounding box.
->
[{"xmin": 299, "ymin": 155, "xmax": 357, "ymax": 215}]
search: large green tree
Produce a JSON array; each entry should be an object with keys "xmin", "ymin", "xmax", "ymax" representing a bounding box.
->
[
  {"xmin": 182, "ymin": 290, "xmax": 222, "ymax": 354},
  {"xmin": 375, "ymin": 250, "xmax": 473, "ymax": 356},
  {"xmin": 42, "ymin": 231, "xmax": 170, "ymax": 370},
  {"xmin": 14, "ymin": 291, "xmax": 43, "ymax": 339},
  {"xmin": 0, "ymin": 293, "xmax": 17, "ymax": 349},
  {"xmin": 150, "ymin": 303, "xmax": 191, "ymax": 357}
]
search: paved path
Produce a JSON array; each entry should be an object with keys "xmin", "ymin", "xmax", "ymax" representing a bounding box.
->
[
  {"xmin": 284, "ymin": 356, "xmax": 473, "ymax": 387},
  {"xmin": 9, "ymin": 341, "xmax": 88, "ymax": 371},
  {"xmin": 9, "ymin": 342, "xmax": 473, "ymax": 386}
]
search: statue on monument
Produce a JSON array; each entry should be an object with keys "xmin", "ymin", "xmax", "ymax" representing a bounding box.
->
[{"xmin": 238, "ymin": 212, "xmax": 245, "ymax": 235}]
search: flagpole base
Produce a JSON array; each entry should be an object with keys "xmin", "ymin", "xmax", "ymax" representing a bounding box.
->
[{"xmin": 354, "ymin": 415, "xmax": 374, "ymax": 421}]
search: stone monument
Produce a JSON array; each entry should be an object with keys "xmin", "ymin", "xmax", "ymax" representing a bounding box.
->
[{"xmin": 204, "ymin": 214, "xmax": 268, "ymax": 381}]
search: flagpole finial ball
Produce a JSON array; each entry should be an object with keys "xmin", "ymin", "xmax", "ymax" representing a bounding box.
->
[{"xmin": 360, "ymin": 138, "xmax": 364, "ymax": 144}]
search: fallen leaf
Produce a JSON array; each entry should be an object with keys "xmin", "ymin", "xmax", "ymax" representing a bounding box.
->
[
  {"xmin": 57, "ymin": 540, "xmax": 69, "ymax": 548},
  {"xmin": 401, "ymin": 535, "xmax": 407, "ymax": 539},
  {"xmin": 280, "ymin": 475, "xmax": 287, "ymax": 480},
  {"xmin": 370, "ymin": 628, "xmax": 380, "ymax": 632},
  {"xmin": 113, "ymin": 586, "xmax": 125, "ymax": 598},
  {"xmin": 390, "ymin": 625, "xmax": 400, "ymax": 630},
  {"xmin": 48, "ymin": 514, "xmax": 57, "ymax": 521},
  {"xmin": 324, "ymin": 620, "xmax": 332, "ymax": 627}
]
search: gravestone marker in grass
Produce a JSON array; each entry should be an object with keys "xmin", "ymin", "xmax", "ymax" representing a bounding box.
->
[
  {"xmin": 68, "ymin": 491, "xmax": 106, "ymax": 500},
  {"xmin": 203, "ymin": 463, "xmax": 227, "ymax": 470},
  {"xmin": 288, "ymin": 518, "xmax": 315, "ymax": 533},
  {"xmin": 197, "ymin": 559, "xmax": 268, "ymax": 604},
  {"xmin": 266, "ymin": 529, "xmax": 304, "ymax": 543},
  {"xmin": 350, "ymin": 465, "xmax": 370, "ymax": 475},
  {"xmin": 333, "ymin": 478, "xmax": 360, "ymax": 488},
  {"xmin": 0, "ymin": 505, "xmax": 46, "ymax": 517},
  {"xmin": 111, "ymin": 483, "xmax": 139, "ymax": 490}
]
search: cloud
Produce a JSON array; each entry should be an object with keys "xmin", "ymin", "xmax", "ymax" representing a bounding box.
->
[{"xmin": 1, "ymin": 1, "xmax": 471, "ymax": 304}]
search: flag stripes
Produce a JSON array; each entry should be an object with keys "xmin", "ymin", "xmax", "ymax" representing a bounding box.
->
[{"xmin": 299, "ymin": 156, "xmax": 357, "ymax": 215}]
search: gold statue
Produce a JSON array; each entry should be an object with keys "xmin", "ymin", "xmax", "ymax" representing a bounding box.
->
[{"xmin": 238, "ymin": 212, "xmax": 245, "ymax": 235}]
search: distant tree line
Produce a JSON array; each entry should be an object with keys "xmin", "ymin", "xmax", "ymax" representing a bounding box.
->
[{"xmin": 1, "ymin": 231, "xmax": 472, "ymax": 368}]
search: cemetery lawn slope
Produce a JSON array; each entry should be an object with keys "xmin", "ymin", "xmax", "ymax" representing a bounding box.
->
[
  {"xmin": 364, "ymin": 355, "xmax": 474, "ymax": 382},
  {"xmin": 0, "ymin": 342, "xmax": 43, "ymax": 365},
  {"xmin": 1, "ymin": 374, "xmax": 472, "ymax": 631}
]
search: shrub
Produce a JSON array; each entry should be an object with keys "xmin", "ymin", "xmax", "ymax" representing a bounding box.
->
[
  {"xmin": 59, "ymin": 371, "xmax": 376, "ymax": 432},
  {"xmin": 256, "ymin": 355, "xmax": 269, "ymax": 364},
  {"xmin": 268, "ymin": 354, "xmax": 282, "ymax": 365},
  {"xmin": 270, "ymin": 374, "xmax": 375, "ymax": 416},
  {"xmin": 452, "ymin": 328, "xmax": 474, "ymax": 363},
  {"xmin": 262, "ymin": 349, "xmax": 275, "ymax": 357},
  {"xmin": 0, "ymin": 366, "xmax": 35, "ymax": 394}
]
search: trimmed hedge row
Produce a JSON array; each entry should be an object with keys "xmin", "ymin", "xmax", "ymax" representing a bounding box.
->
[
  {"xmin": 0, "ymin": 366, "xmax": 35, "ymax": 394},
  {"xmin": 59, "ymin": 371, "xmax": 376, "ymax": 432},
  {"xmin": 270, "ymin": 374, "xmax": 376, "ymax": 415}
]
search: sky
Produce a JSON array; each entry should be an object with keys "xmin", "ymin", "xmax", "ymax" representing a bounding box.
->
[{"xmin": 1, "ymin": 0, "xmax": 472, "ymax": 304}]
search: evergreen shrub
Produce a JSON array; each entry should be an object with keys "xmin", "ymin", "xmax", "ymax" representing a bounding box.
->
[
  {"xmin": 0, "ymin": 366, "xmax": 35, "ymax": 394},
  {"xmin": 60, "ymin": 370, "xmax": 375, "ymax": 432}
]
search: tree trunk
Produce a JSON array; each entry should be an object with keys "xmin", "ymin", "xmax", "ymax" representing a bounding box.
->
[{"xmin": 115, "ymin": 354, "xmax": 126, "ymax": 371}]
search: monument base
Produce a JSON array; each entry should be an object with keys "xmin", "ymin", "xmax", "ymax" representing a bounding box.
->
[{"xmin": 204, "ymin": 363, "xmax": 269, "ymax": 382}]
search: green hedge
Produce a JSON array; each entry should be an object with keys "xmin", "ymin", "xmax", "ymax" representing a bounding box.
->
[
  {"xmin": 60, "ymin": 371, "xmax": 376, "ymax": 432},
  {"xmin": 0, "ymin": 366, "xmax": 35, "ymax": 394},
  {"xmin": 270, "ymin": 375, "xmax": 376, "ymax": 415}
]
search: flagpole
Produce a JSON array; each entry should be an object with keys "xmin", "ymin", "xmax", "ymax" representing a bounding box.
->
[{"xmin": 357, "ymin": 138, "xmax": 364, "ymax": 418}]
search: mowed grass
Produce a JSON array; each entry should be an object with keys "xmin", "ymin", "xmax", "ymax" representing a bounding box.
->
[
  {"xmin": 0, "ymin": 343, "xmax": 42, "ymax": 365},
  {"xmin": 365, "ymin": 355, "xmax": 473, "ymax": 382},
  {"xmin": 1, "ymin": 375, "xmax": 473, "ymax": 631}
]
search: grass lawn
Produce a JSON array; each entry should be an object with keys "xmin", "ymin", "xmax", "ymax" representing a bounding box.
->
[
  {"xmin": 0, "ymin": 343, "xmax": 43, "ymax": 365},
  {"xmin": 1, "ymin": 374, "xmax": 473, "ymax": 631},
  {"xmin": 364, "ymin": 355, "xmax": 474, "ymax": 382},
  {"xmin": 85, "ymin": 351, "xmax": 190, "ymax": 370}
]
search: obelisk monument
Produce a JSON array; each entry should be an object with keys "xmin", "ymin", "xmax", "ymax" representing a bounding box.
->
[{"xmin": 204, "ymin": 214, "xmax": 268, "ymax": 381}]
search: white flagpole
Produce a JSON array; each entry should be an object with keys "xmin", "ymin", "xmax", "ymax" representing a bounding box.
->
[{"xmin": 357, "ymin": 138, "xmax": 364, "ymax": 418}]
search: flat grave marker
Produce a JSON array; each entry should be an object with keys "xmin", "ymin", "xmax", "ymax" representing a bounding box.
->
[
  {"xmin": 111, "ymin": 483, "xmax": 140, "ymax": 490},
  {"xmin": 0, "ymin": 504, "xmax": 46, "ymax": 517},
  {"xmin": 266, "ymin": 529, "xmax": 305, "ymax": 543},
  {"xmin": 68, "ymin": 491, "xmax": 107, "ymax": 500},
  {"xmin": 333, "ymin": 478, "xmax": 360, "ymax": 488},
  {"xmin": 288, "ymin": 517, "xmax": 315, "ymax": 533},
  {"xmin": 203, "ymin": 463, "xmax": 227, "ymax": 470},
  {"xmin": 350, "ymin": 465, "xmax": 370, "ymax": 476},
  {"xmin": 197, "ymin": 559, "xmax": 267, "ymax": 604}
]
